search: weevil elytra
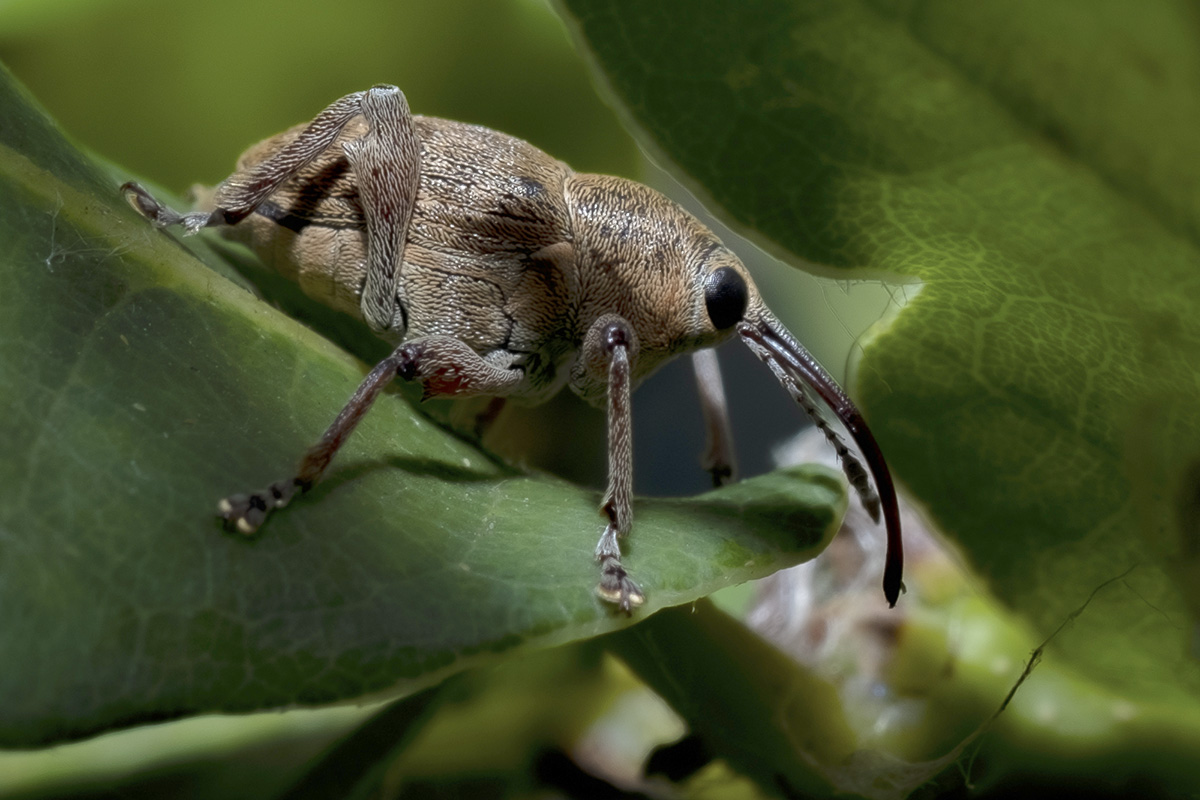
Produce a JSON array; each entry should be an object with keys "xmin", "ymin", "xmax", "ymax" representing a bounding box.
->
[{"xmin": 122, "ymin": 84, "xmax": 902, "ymax": 612}]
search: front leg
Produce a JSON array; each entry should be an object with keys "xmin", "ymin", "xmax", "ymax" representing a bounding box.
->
[{"xmin": 587, "ymin": 316, "xmax": 645, "ymax": 612}]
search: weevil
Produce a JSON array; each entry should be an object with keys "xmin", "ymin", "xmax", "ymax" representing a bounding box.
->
[{"xmin": 121, "ymin": 84, "xmax": 902, "ymax": 612}]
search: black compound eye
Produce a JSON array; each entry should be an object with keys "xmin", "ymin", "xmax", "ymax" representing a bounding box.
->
[{"xmin": 704, "ymin": 267, "xmax": 748, "ymax": 330}]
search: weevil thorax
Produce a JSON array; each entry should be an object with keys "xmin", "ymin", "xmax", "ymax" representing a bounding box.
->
[{"xmin": 564, "ymin": 174, "xmax": 761, "ymax": 399}]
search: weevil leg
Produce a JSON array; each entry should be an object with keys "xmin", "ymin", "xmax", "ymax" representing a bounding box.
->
[
  {"xmin": 218, "ymin": 343, "xmax": 415, "ymax": 534},
  {"xmin": 691, "ymin": 349, "xmax": 737, "ymax": 487},
  {"xmin": 589, "ymin": 317, "xmax": 644, "ymax": 613},
  {"xmin": 121, "ymin": 89, "xmax": 369, "ymax": 233},
  {"xmin": 218, "ymin": 336, "xmax": 523, "ymax": 534},
  {"xmin": 342, "ymin": 85, "xmax": 422, "ymax": 334}
]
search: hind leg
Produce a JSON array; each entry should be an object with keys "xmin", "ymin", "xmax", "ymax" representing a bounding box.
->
[{"xmin": 121, "ymin": 90, "xmax": 368, "ymax": 232}]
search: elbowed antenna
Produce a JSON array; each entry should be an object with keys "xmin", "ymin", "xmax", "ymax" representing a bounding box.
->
[{"xmin": 738, "ymin": 309, "xmax": 903, "ymax": 607}]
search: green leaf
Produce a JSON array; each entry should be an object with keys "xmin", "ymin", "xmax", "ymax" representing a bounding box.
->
[
  {"xmin": 0, "ymin": 64, "xmax": 845, "ymax": 747},
  {"xmin": 556, "ymin": 0, "xmax": 1200, "ymax": 786},
  {"xmin": 276, "ymin": 685, "xmax": 442, "ymax": 800},
  {"xmin": 607, "ymin": 601, "xmax": 852, "ymax": 798}
]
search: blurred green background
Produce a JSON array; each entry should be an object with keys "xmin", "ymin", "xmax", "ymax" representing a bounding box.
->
[{"xmin": 0, "ymin": 0, "xmax": 638, "ymax": 188}]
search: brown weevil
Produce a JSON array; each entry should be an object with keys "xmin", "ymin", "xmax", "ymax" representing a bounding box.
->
[{"xmin": 121, "ymin": 85, "xmax": 902, "ymax": 612}]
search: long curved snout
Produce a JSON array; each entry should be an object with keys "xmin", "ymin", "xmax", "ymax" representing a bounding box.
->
[{"xmin": 738, "ymin": 310, "xmax": 904, "ymax": 607}]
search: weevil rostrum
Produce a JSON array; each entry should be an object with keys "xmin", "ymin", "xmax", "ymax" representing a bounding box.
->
[{"xmin": 122, "ymin": 85, "xmax": 903, "ymax": 612}]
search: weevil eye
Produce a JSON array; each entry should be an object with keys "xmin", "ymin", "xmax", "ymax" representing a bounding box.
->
[{"xmin": 704, "ymin": 267, "xmax": 749, "ymax": 330}]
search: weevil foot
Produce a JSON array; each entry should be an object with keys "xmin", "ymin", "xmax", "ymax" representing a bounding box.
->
[
  {"xmin": 217, "ymin": 479, "xmax": 300, "ymax": 535},
  {"xmin": 121, "ymin": 181, "xmax": 217, "ymax": 234},
  {"xmin": 596, "ymin": 555, "xmax": 645, "ymax": 614},
  {"xmin": 121, "ymin": 181, "xmax": 183, "ymax": 227},
  {"xmin": 707, "ymin": 462, "xmax": 734, "ymax": 488}
]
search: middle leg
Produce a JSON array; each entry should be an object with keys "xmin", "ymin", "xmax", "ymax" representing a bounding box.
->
[{"xmin": 218, "ymin": 335, "xmax": 524, "ymax": 534}]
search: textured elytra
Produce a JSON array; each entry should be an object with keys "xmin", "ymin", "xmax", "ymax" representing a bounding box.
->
[{"xmin": 219, "ymin": 112, "xmax": 755, "ymax": 403}]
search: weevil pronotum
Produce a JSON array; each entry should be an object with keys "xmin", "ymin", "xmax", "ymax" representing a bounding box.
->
[{"xmin": 122, "ymin": 85, "xmax": 902, "ymax": 612}]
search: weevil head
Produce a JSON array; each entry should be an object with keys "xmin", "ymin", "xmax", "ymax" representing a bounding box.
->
[
  {"xmin": 565, "ymin": 174, "xmax": 764, "ymax": 379},
  {"xmin": 565, "ymin": 175, "xmax": 903, "ymax": 605}
]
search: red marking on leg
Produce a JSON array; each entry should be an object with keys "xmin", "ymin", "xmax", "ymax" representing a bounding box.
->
[{"xmin": 420, "ymin": 365, "xmax": 472, "ymax": 398}]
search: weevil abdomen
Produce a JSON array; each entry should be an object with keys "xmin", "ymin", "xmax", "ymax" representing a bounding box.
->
[{"xmin": 214, "ymin": 114, "xmax": 580, "ymax": 395}]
